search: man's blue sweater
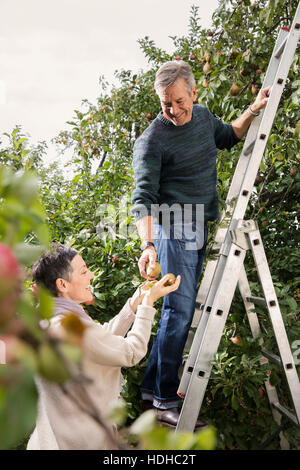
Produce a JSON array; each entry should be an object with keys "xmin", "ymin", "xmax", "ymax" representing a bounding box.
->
[{"xmin": 131, "ymin": 105, "xmax": 240, "ymax": 223}]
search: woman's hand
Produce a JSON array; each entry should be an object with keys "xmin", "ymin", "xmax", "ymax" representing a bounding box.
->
[
  {"xmin": 142, "ymin": 274, "xmax": 181, "ymax": 307},
  {"xmin": 129, "ymin": 281, "xmax": 154, "ymax": 313}
]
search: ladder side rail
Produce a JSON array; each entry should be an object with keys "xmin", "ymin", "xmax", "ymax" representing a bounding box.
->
[
  {"xmin": 179, "ymin": 217, "xmax": 244, "ymax": 395},
  {"xmin": 188, "ymin": 27, "xmax": 289, "ymax": 332},
  {"xmin": 219, "ymin": 15, "xmax": 300, "ymax": 260},
  {"xmin": 178, "ymin": 251, "xmax": 229, "ymax": 396},
  {"xmin": 176, "ymin": 242, "xmax": 247, "ymax": 431},
  {"xmin": 248, "ymin": 229, "xmax": 300, "ymax": 423},
  {"xmin": 225, "ymin": 27, "xmax": 289, "ymax": 206},
  {"xmin": 178, "ymin": 5, "xmax": 300, "ymax": 436},
  {"xmin": 191, "ymin": 257, "xmax": 219, "ymax": 328},
  {"xmin": 226, "ymin": 15, "xmax": 300, "ymax": 229},
  {"xmin": 238, "ymin": 266, "xmax": 290, "ymax": 450}
]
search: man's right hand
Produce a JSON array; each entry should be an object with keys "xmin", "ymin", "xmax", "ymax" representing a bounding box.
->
[{"xmin": 138, "ymin": 246, "xmax": 157, "ymax": 280}]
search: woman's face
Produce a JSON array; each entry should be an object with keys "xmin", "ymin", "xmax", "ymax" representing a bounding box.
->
[{"xmin": 57, "ymin": 254, "xmax": 95, "ymax": 304}]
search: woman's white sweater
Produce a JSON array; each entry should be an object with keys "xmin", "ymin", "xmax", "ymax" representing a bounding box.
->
[{"xmin": 27, "ymin": 297, "xmax": 156, "ymax": 450}]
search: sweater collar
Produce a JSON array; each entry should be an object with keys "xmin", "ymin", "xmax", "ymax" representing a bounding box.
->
[
  {"xmin": 53, "ymin": 297, "xmax": 94, "ymax": 323},
  {"xmin": 157, "ymin": 108, "xmax": 195, "ymax": 129}
]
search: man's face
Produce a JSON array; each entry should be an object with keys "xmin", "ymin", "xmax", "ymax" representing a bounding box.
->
[
  {"xmin": 57, "ymin": 254, "xmax": 95, "ymax": 304},
  {"xmin": 159, "ymin": 77, "xmax": 197, "ymax": 126}
]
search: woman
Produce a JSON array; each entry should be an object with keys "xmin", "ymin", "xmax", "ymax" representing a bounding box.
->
[{"xmin": 27, "ymin": 244, "xmax": 180, "ymax": 450}]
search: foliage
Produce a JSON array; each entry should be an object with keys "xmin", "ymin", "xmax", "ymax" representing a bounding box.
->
[
  {"xmin": 0, "ymin": 164, "xmax": 48, "ymax": 449},
  {"xmin": 128, "ymin": 409, "xmax": 216, "ymax": 450},
  {"xmin": 0, "ymin": 0, "xmax": 299, "ymax": 450}
]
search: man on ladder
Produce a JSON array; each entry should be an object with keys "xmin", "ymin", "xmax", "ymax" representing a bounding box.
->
[
  {"xmin": 131, "ymin": 59, "xmax": 270, "ymax": 428},
  {"xmin": 175, "ymin": 4, "xmax": 300, "ymax": 440}
]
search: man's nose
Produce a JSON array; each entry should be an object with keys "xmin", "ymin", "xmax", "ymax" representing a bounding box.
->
[{"xmin": 170, "ymin": 104, "xmax": 179, "ymax": 116}]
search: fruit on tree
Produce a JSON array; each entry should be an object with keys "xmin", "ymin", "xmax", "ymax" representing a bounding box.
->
[
  {"xmin": 0, "ymin": 244, "xmax": 19, "ymax": 290},
  {"xmin": 258, "ymin": 387, "xmax": 264, "ymax": 398},
  {"xmin": 251, "ymin": 84, "xmax": 259, "ymax": 95},
  {"xmin": 230, "ymin": 336, "xmax": 243, "ymax": 345},
  {"xmin": 230, "ymin": 83, "xmax": 241, "ymax": 96},
  {"xmin": 204, "ymin": 51, "xmax": 210, "ymax": 62},
  {"xmin": 146, "ymin": 261, "xmax": 161, "ymax": 279},
  {"xmin": 203, "ymin": 62, "xmax": 211, "ymax": 74},
  {"xmin": 255, "ymin": 175, "xmax": 263, "ymax": 185},
  {"xmin": 0, "ymin": 244, "xmax": 21, "ymax": 326}
]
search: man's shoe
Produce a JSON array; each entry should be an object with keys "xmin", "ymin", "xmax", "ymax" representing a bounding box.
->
[
  {"xmin": 155, "ymin": 407, "xmax": 207, "ymax": 429},
  {"xmin": 156, "ymin": 407, "xmax": 179, "ymax": 427}
]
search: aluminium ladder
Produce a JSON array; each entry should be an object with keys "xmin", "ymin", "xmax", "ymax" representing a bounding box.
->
[{"xmin": 176, "ymin": 4, "xmax": 300, "ymax": 442}]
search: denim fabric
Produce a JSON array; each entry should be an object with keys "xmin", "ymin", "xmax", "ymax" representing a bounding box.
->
[{"xmin": 141, "ymin": 220, "xmax": 208, "ymax": 409}]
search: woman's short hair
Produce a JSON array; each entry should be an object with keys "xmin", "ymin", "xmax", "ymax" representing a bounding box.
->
[
  {"xmin": 154, "ymin": 60, "xmax": 196, "ymax": 96},
  {"xmin": 32, "ymin": 243, "xmax": 78, "ymax": 296}
]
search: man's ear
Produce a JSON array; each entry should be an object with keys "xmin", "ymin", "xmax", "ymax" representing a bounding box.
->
[
  {"xmin": 56, "ymin": 278, "xmax": 68, "ymax": 295},
  {"xmin": 192, "ymin": 85, "xmax": 197, "ymax": 102}
]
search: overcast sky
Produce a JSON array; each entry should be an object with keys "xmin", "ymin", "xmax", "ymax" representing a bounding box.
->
[{"xmin": 0, "ymin": 0, "xmax": 218, "ymax": 163}]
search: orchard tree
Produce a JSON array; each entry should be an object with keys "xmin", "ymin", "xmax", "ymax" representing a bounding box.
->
[
  {"xmin": 46, "ymin": 0, "xmax": 299, "ymax": 449},
  {"xmin": 1, "ymin": 0, "xmax": 299, "ymax": 450}
]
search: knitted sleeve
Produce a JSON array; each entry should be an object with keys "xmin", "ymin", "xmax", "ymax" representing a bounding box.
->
[
  {"xmin": 208, "ymin": 110, "xmax": 240, "ymax": 150},
  {"xmin": 131, "ymin": 133, "xmax": 163, "ymax": 221}
]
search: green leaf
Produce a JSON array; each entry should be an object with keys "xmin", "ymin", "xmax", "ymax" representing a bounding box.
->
[
  {"xmin": 130, "ymin": 409, "xmax": 157, "ymax": 436},
  {"xmin": 286, "ymin": 296, "xmax": 298, "ymax": 312},
  {"xmin": 191, "ymin": 426, "xmax": 217, "ymax": 450},
  {"xmin": 231, "ymin": 393, "xmax": 240, "ymax": 410},
  {"xmin": 14, "ymin": 243, "xmax": 46, "ymax": 266},
  {"xmin": 38, "ymin": 287, "xmax": 54, "ymax": 319}
]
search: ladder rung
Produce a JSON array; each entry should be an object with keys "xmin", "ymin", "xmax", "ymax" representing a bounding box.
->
[
  {"xmin": 261, "ymin": 348, "xmax": 282, "ymax": 367},
  {"xmin": 274, "ymin": 36, "xmax": 288, "ymax": 58},
  {"xmin": 246, "ymin": 296, "xmax": 266, "ymax": 307},
  {"xmin": 272, "ymin": 402, "xmax": 300, "ymax": 427},
  {"xmin": 244, "ymin": 139, "xmax": 256, "ymax": 156}
]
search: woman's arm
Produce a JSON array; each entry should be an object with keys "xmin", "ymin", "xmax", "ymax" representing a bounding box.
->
[
  {"xmin": 82, "ymin": 274, "xmax": 181, "ymax": 368},
  {"xmin": 100, "ymin": 282, "xmax": 151, "ymax": 337}
]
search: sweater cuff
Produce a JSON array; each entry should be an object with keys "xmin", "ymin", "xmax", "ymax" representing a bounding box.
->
[
  {"xmin": 131, "ymin": 203, "xmax": 153, "ymax": 222},
  {"xmin": 135, "ymin": 304, "xmax": 156, "ymax": 322},
  {"xmin": 230, "ymin": 124, "xmax": 241, "ymax": 143}
]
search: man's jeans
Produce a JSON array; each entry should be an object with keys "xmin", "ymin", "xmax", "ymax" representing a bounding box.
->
[{"xmin": 141, "ymin": 220, "xmax": 208, "ymax": 410}]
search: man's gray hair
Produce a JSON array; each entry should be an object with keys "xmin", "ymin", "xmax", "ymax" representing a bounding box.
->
[{"xmin": 154, "ymin": 60, "xmax": 196, "ymax": 96}]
